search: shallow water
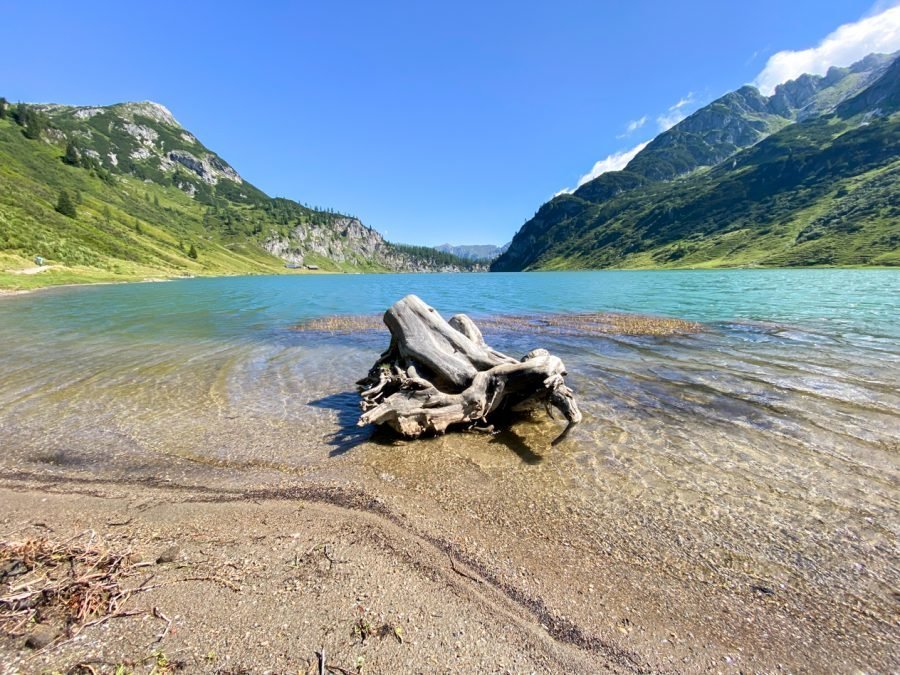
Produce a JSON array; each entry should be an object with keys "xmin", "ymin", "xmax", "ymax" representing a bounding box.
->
[{"xmin": 1, "ymin": 270, "xmax": 898, "ymax": 669}]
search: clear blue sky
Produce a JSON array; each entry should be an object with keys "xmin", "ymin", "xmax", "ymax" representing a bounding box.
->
[{"xmin": 0, "ymin": 0, "xmax": 888, "ymax": 246}]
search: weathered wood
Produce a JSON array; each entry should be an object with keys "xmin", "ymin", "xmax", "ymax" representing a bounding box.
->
[{"xmin": 357, "ymin": 295, "xmax": 581, "ymax": 444}]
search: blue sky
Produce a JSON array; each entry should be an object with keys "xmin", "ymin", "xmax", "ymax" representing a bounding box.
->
[{"xmin": 2, "ymin": 1, "xmax": 898, "ymax": 246}]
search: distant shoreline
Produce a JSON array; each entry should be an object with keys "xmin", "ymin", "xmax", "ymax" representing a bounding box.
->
[
  {"xmin": 2, "ymin": 264, "xmax": 897, "ymax": 298},
  {"xmin": 0, "ymin": 276, "xmax": 176, "ymax": 297}
]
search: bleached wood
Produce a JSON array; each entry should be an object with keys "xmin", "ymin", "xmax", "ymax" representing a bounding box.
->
[{"xmin": 357, "ymin": 295, "xmax": 581, "ymax": 444}]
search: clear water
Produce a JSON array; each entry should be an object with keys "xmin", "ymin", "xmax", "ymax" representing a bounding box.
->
[{"xmin": 1, "ymin": 270, "xmax": 898, "ymax": 668}]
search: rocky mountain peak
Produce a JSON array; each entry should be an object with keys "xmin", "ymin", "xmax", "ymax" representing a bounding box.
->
[
  {"xmin": 621, "ymin": 51, "xmax": 899, "ymax": 184},
  {"xmin": 495, "ymin": 51, "xmax": 900, "ymax": 272},
  {"xmin": 117, "ymin": 101, "xmax": 180, "ymax": 127},
  {"xmin": 434, "ymin": 243, "xmax": 509, "ymax": 261}
]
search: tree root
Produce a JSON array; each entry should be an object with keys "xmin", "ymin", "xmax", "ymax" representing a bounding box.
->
[{"xmin": 357, "ymin": 295, "xmax": 581, "ymax": 444}]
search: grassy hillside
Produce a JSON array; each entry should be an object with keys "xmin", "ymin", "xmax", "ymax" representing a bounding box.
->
[
  {"xmin": 0, "ymin": 118, "xmax": 281, "ymax": 290},
  {"xmin": 0, "ymin": 101, "xmax": 474, "ymax": 291},
  {"xmin": 497, "ymin": 115, "xmax": 900, "ymax": 270},
  {"xmin": 493, "ymin": 53, "xmax": 900, "ymax": 271}
]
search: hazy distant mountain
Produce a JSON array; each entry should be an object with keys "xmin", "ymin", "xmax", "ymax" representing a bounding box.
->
[
  {"xmin": 434, "ymin": 242, "xmax": 510, "ymax": 261},
  {"xmin": 493, "ymin": 52, "xmax": 900, "ymax": 271}
]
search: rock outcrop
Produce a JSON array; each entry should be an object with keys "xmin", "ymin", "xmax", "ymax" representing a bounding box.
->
[
  {"xmin": 167, "ymin": 150, "xmax": 243, "ymax": 185},
  {"xmin": 263, "ymin": 218, "xmax": 475, "ymax": 272}
]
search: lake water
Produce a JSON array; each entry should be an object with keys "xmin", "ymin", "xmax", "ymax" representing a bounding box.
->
[{"xmin": 1, "ymin": 270, "xmax": 898, "ymax": 670}]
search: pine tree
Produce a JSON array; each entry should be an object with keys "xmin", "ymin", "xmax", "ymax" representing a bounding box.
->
[
  {"xmin": 0, "ymin": 98, "xmax": 7, "ymax": 119},
  {"xmin": 63, "ymin": 141, "xmax": 80, "ymax": 166},
  {"xmin": 154, "ymin": 195, "xmax": 160, "ymax": 207},
  {"xmin": 56, "ymin": 190, "xmax": 76, "ymax": 218},
  {"xmin": 13, "ymin": 103, "xmax": 26, "ymax": 126},
  {"xmin": 26, "ymin": 111, "xmax": 43, "ymax": 139},
  {"xmin": 135, "ymin": 220, "xmax": 143, "ymax": 235},
  {"xmin": 19, "ymin": 106, "xmax": 45, "ymax": 140},
  {"xmin": 187, "ymin": 243, "xmax": 198, "ymax": 259}
]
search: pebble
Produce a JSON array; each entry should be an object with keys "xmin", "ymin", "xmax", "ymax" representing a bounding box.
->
[
  {"xmin": 25, "ymin": 624, "xmax": 59, "ymax": 650},
  {"xmin": 156, "ymin": 545, "xmax": 181, "ymax": 564}
]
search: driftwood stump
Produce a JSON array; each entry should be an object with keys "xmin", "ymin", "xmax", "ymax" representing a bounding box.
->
[{"xmin": 357, "ymin": 295, "xmax": 581, "ymax": 444}]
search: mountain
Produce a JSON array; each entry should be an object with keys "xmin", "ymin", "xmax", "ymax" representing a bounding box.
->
[
  {"xmin": 0, "ymin": 100, "xmax": 475, "ymax": 290},
  {"xmin": 434, "ymin": 242, "xmax": 510, "ymax": 261},
  {"xmin": 493, "ymin": 52, "xmax": 900, "ymax": 271}
]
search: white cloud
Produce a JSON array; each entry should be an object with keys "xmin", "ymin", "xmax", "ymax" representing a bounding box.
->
[
  {"xmin": 656, "ymin": 93, "xmax": 695, "ymax": 131},
  {"xmin": 656, "ymin": 110, "xmax": 687, "ymax": 131},
  {"xmin": 576, "ymin": 141, "xmax": 650, "ymax": 187},
  {"xmin": 627, "ymin": 115, "xmax": 648, "ymax": 132},
  {"xmin": 754, "ymin": 3, "xmax": 900, "ymax": 95},
  {"xmin": 555, "ymin": 140, "xmax": 651, "ymax": 195},
  {"xmin": 619, "ymin": 115, "xmax": 647, "ymax": 137}
]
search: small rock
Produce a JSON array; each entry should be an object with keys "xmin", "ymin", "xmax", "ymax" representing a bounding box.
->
[
  {"xmin": 751, "ymin": 584, "xmax": 775, "ymax": 596},
  {"xmin": 156, "ymin": 545, "xmax": 181, "ymax": 564},
  {"xmin": 25, "ymin": 624, "xmax": 59, "ymax": 650},
  {"xmin": 0, "ymin": 558, "xmax": 27, "ymax": 580}
]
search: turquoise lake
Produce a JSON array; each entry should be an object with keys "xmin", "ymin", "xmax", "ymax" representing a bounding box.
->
[
  {"xmin": 1, "ymin": 269, "xmax": 898, "ymax": 482},
  {"xmin": 0, "ymin": 269, "xmax": 898, "ymax": 668},
  {"xmin": 4, "ymin": 269, "xmax": 899, "ymax": 339}
]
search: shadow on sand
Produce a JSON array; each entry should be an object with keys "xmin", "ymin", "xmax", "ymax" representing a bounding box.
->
[
  {"xmin": 309, "ymin": 391, "xmax": 415, "ymax": 456},
  {"xmin": 488, "ymin": 426, "xmax": 545, "ymax": 464},
  {"xmin": 309, "ymin": 391, "xmax": 547, "ymax": 464}
]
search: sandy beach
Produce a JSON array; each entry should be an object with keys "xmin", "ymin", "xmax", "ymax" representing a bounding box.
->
[
  {"xmin": 2, "ymin": 441, "xmax": 896, "ymax": 674},
  {"xmin": 0, "ymin": 480, "xmax": 619, "ymax": 674}
]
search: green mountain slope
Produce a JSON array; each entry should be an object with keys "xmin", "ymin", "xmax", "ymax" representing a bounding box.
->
[
  {"xmin": 0, "ymin": 100, "xmax": 474, "ymax": 290},
  {"xmin": 493, "ymin": 53, "xmax": 900, "ymax": 271}
]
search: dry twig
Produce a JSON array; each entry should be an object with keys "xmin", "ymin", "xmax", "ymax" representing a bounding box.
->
[
  {"xmin": 0, "ymin": 533, "xmax": 143, "ymax": 647},
  {"xmin": 152, "ymin": 606, "xmax": 173, "ymax": 643},
  {"xmin": 446, "ymin": 551, "xmax": 482, "ymax": 584}
]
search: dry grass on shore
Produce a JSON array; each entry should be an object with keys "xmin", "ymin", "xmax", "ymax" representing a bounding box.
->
[
  {"xmin": 292, "ymin": 311, "xmax": 702, "ymax": 337},
  {"xmin": 0, "ymin": 534, "xmax": 143, "ymax": 649}
]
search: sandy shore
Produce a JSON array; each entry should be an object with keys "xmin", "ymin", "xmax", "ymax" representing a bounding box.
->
[
  {"xmin": 0, "ymin": 286, "xmax": 896, "ymax": 673},
  {"xmin": 2, "ymin": 458, "xmax": 896, "ymax": 674},
  {"xmin": 0, "ymin": 277, "xmax": 177, "ymax": 298},
  {"xmin": 0, "ymin": 482, "xmax": 608, "ymax": 674}
]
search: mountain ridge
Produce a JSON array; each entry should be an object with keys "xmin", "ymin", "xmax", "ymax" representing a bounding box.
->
[
  {"xmin": 492, "ymin": 52, "xmax": 900, "ymax": 271},
  {"xmin": 0, "ymin": 97, "xmax": 476, "ymax": 290}
]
